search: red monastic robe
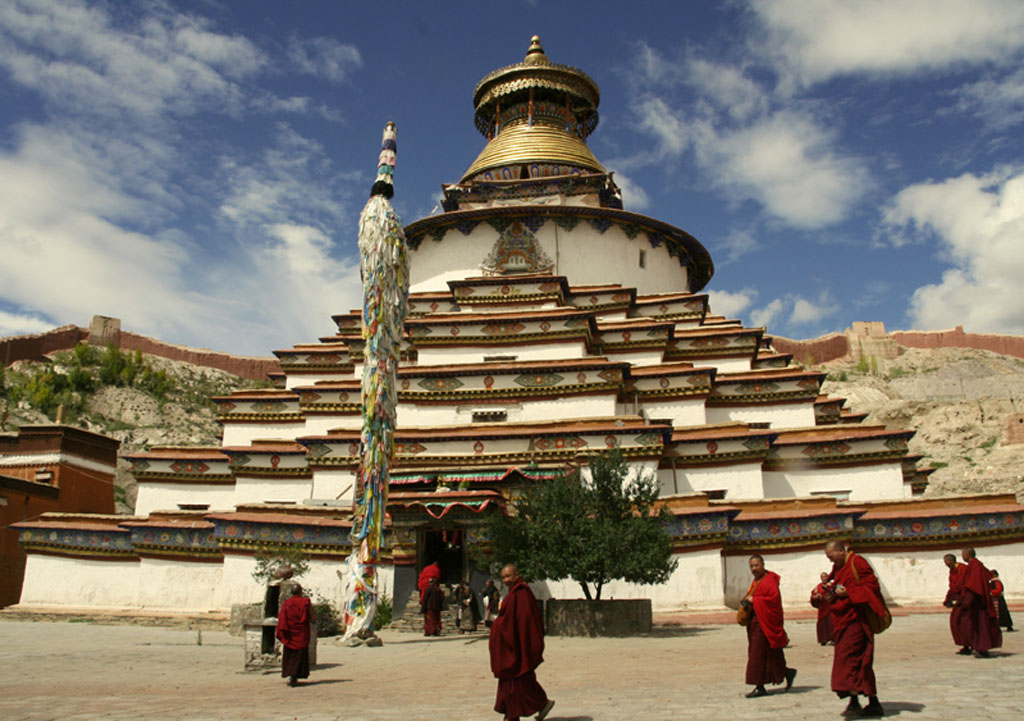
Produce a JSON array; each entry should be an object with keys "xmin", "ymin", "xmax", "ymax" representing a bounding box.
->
[
  {"xmin": 276, "ymin": 595, "xmax": 312, "ymax": 650},
  {"xmin": 417, "ymin": 562, "xmax": 441, "ymax": 602},
  {"xmin": 960, "ymin": 557, "xmax": 1002, "ymax": 652},
  {"xmin": 746, "ymin": 570, "xmax": 789, "ymax": 685},
  {"xmin": 489, "ymin": 579, "xmax": 548, "ymax": 719},
  {"xmin": 945, "ymin": 562, "xmax": 969, "ymax": 646},
  {"xmin": 811, "ymin": 583, "xmax": 834, "ymax": 645},
  {"xmin": 828, "ymin": 552, "xmax": 885, "ymax": 697}
]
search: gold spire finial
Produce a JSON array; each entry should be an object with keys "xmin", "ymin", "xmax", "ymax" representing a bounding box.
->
[{"xmin": 523, "ymin": 35, "xmax": 549, "ymax": 65}]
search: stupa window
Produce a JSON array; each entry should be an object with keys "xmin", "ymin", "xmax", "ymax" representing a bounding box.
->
[{"xmin": 473, "ymin": 410, "xmax": 508, "ymax": 424}]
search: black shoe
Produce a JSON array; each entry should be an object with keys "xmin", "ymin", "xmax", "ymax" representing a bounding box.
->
[
  {"xmin": 745, "ymin": 686, "xmax": 767, "ymax": 698},
  {"xmin": 956, "ymin": 646, "xmax": 973, "ymax": 655},
  {"xmin": 975, "ymin": 650, "xmax": 990, "ymax": 658},
  {"xmin": 859, "ymin": 700, "xmax": 884, "ymax": 718},
  {"xmin": 842, "ymin": 697, "xmax": 862, "ymax": 716},
  {"xmin": 785, "ymin": 668, "xmax": 797, "ymax": 691}
]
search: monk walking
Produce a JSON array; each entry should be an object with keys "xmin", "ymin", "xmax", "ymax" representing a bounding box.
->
[
  {"xmin": 823, "ymin": 541, "xmax": 886, "ymax": 718},
  {"xmin": 275, "ymin": 583, "xmax": 313, "ymax": 687},
  {"xmin": 489, "ymin": 564, "xmax": 554, "ymax": 721},
  {"xmin": 959, "ymin": 547, "xmax": 1002, "ymax": 657},
  {"xmin": 421, "ymin": 576, "xmax": 444, "ymax": 636},
  {"xmin": 943, "ymin": 553, "xmax": 971, "ymax": 654},
  {"xmin": 742, "ymin": 554, "xmax": 796, "ymax": 697}
]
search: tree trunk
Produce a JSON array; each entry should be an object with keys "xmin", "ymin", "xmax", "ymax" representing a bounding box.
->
[
  {"xmin": 595, "ymin": 581, "xmax": 603, "ymax": 600},
  {"xmin": 579, "ymin": 582, "xmax": 592, "ymax": 600}
]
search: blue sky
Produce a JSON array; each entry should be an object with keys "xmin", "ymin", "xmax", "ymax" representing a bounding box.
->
[{"xmin": 2, "ymin": 0, "xmax": 1023, "ymax": 356}]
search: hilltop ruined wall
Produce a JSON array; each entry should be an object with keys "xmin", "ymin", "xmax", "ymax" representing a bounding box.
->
[
  {"xmin": 1, "ymin": 319, "xmax": 280, "ymax": 381},
  {"xmin": 772, "ymin": 323, "xmax": 1024, "ymax": 366}
]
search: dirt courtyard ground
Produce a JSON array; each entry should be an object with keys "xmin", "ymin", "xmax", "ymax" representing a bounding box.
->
[{"xmin": 1, "ymin": 611, "xmax": 1022, "ymax": 721}]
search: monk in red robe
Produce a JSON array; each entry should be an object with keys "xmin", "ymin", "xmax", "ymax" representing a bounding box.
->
[
  {"xmin": 943, "ymin": 553, "xmax": 971, "ymax": 654},
  {"xmin": 823, "ymin": 541, "xmax": 886, "ymax": 718},
  {"xmin": 959, "ymin": 547, "xmax": 1002, "ymax": 657},
  {"xmin": 418, "ymin": 560, "xmax": 441, "ymax": 602},
  {"xmin": 810, "ymin": 571, "xmax": 834, "ymax": 646},
  {"xmin": 275, "ymin": 583, "xmax": 313, "ymax": 687},
  {"xmin": 989, "ymin": 569, "xmax": 1014, "ymax": 631},
  {"xmin": 489, "ymin": 564, "xmax": 554, "ymax": 721},
  {"xmin": 742, "ymin": 554, "xmax": 796, "ymax": 698},
  {"xmin": 421, "ymin": 576, "xmax": 444, "ymax": 636}
]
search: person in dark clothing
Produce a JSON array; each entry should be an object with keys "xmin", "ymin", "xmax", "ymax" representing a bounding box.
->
[
  {"xmin": 421, "ymin": 576, "xmax": 444, "ymax": 636},
  {"xmin": 275, "ymin": 583, "xmax": 313, "ymax": 687}
]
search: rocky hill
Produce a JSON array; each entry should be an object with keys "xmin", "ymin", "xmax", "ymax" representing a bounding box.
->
[
  {"xmin": 820, "ymin": 346, "xmax": 1024, "ymax": 500},
  {"xmin": 1, "ymin": 344, "xmax": 262, "ymax": 512}
]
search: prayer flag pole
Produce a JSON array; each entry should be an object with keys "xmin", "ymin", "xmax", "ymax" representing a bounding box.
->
[{"xmin": 341, "ymin": 122, "xmax": 409, "ymax": 643}]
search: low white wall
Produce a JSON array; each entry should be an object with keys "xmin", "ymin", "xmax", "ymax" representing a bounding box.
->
[
  {"xmin": 705, "ymin": 403, "xmax": 816, "ymax": 428},
  {"xmin": 642, "ymin": 398, "xmax": 707, "ymax": 427},
  {"xmin": 222, "ymin": 422, "xmax": 304, "ymax": 446},
  {"xmin": 134, "ymin": 483, "xmax": 237, "ymax": 515},
  {"xmin": 18, "ymin": 555, "xmax": 139, "ymax": 608},
  {"xmin": 233, "ymin": 476, "xmax": 314, "ymax": 506},
  {"xmin": 659, "ymin": 463, "xmax": 764, "ymax": 498},
  {"xmin": 415, "ymin": 341, "xmax": 589, "ymax": 365},
  {"xmin": 763, "ymin": 464, "xmax": 905, "ymax": 501},
  {"xmin": 724, "ymin": 549, "xmax": 830, "ymax": 609},
  {"xmin": 304, "ymin": 415, "xmax": 359, "ymax": 434},
  {"xmin": 530, "ymin": 546, "xmax": 725, "ymax": 612},
  {"xmin": 133, "ymin": 557, "xmax": 222, "ymax": 611}
]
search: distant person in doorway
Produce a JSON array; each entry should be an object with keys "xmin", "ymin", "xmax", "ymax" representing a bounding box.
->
[
  {"xmin": 455, "ymin": 581, "xmax": 481, "ymax": 633},
  {"xmin": 943, "ymin": 553, "xmax": 971, "ymax": 654},
  {"xmin": 275, "ymin": 583, "xmax": 313, "ymax": 687},
  {"xmin": 489, "ymin": 564, "xmax": 554, "ymax": 721},
  {"xmin": 989, "ymin": 569, "xmax": 1014, "ymax": 632},
  {"xmin": 421, "ymin": 576, "xmax": 444, "ymax": 636},
  {"xmin": 741, "ymin": 555, "xmax": 796, "ymax": 698},
  {"xmin": 483, "ymin": 579, "xmax": 501, "ymax": 628}
]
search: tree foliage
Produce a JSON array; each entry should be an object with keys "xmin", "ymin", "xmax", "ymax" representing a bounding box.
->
[{"xmin": 483, "ymin": 450, "xmax": 677, "ymax": 600}]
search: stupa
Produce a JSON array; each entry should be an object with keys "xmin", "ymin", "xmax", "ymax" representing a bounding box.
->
[{"xmin": 13, "ymin": 38, "xmax": 1024, "ymax": 617}]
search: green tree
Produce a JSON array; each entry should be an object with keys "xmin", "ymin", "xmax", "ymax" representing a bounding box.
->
[{"xmin": 483, "ymin": 450, "xmax": 677, "ymax": 600}]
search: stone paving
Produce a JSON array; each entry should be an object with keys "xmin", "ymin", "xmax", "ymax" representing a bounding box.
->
[{"xmin": 1, "ymin": 611, "xmax": 1022, "ymax": 720}]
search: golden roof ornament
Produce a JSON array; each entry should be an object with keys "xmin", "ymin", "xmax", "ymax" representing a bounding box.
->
[{"xmin": 462, "ymin": 36, "xmax": 605, "ymax": 182}]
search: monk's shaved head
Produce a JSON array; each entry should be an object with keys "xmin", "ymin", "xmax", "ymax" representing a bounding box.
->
[
  {"xmin": 825, "ymin": 540, "xmax": 845, "ymax": 552},
  {"xmin": 500, "ymin": 564, "xmax": 521, "ymax": 589},
  {"xmin": 962, "ymin": 547, "xmax": 976, "ymax": 559},
  {"xmin": 824, "ymin": 540, "xmax": 848, "ymax": 564}
]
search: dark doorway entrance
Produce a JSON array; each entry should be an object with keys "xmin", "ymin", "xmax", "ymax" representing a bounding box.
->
[{"xmin": 420, "ymin": 528, "xmax": 465, "ymax": 584}]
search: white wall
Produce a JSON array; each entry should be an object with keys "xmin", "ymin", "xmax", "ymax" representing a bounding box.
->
[
  {"xmin": 133, "ymin": 557, "xmax": 223, "ymax": 611},
  {"xmin": 409, "ymin": 223, "xmax": 692, "ymax": 296},
  {"xmin": 18, "ymin": 555, "xmax": 139, "ymax": 608},
  {"xmin": 304, "ymin": 415, "xmax": 360, "ymax": 435},
  {"xmin": 705, "ymin": 403, "xmax": 816, "ymax": 428},
  {"xmin": 658, "ymin": 463, "xmax": 765, "ymax": 498},
  {"xmin": 415, "ymin": 341, "xmax": 589, "ymax": 365},
  {"xmin": 398, "ymin": 395, "xmax": 617, "ymax": 427},
  {"xmin": 310, "ymin": 469, "xmax": 357, "ymax": 504},
  {"xmin": 233, "ymin": 476, "xmax": 314, "ymax": 505},
  {"xmin": 286, "ymin": 372, "xmax": 354, "ymax": 389},
  {"xmin": 135, "ymin": 483, "xmax": 237, "ymax": 515},
  {"xmin": 642, "ymin": 398, "xmax": 707, "ymax": 427},
  {"xmin": 222, "ymin": 423, "xmax": 305, "ymax": 446},
  {"xmin": 763, "ymin": 464, "xmax": 906, "ymax": 501},
  {"xmin": 724, "ymin": 549, "xmax": 827, "ymax": 609},
  {"xmin": 530, "ymin": 546, "xmax": 725, "ymax": 611}
]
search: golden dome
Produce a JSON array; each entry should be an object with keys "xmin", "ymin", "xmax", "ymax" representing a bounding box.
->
[{"xmin": 461, "ymin": 36, "xmax": 603, "ymax": 183}]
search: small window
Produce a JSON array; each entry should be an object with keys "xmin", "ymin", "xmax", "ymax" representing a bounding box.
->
[
  {"xmin": 473, "ymin": 410, "xmax": 508, "ymax": 423},
  {"xmin": 747, "ymin": 422, "xmax": 771, "ymax": 429},
  {"xmin": 638, "ymin": 249, "xmax": 647, "ymax": 268},
  {"xmin": 177, "ymin": 503, "xmax": 209, "ymax": 511},
  {"xmin": 483, "ymin": 355, "xmax": 517, "ymax": 362},
  {"xmin": 705, "ymin": 489, "xmax": 727, "ymax": 500}
]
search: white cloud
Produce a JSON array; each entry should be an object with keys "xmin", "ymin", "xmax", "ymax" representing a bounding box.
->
[
  {"xmin": 694, "ymin": 111, "xmax": 869, "ymax": 229},
  {"xmin": 634, "ymin": 97, "xmax": 691, "ymax": 156},
  {"xmin": 288, "ymin": 36, "xmax": 362, "ymax": 84},
  {"xmin": 750, "ymin": 299, "xmax": 785, "ymax": 328},
  {"xmin": 956, "ymin": 67, "xmax": 1024, "ymax": 130},
  {"xmin": 707, "ymin": 289, "xmax": 757, "ymax": 319},
  {"xmin": 789, "ymin": 292, "xmax": 839, "ymax": 325},
  {"xmin": 0, "ymin": 309, "xmax": 54, "ymax": 338},
  {"xmin": 883, "ymin": 168, "xmax": 1024, "ymax": 334},
  {"xmin": 610, "ymin": 171, "xmax": 650, "ymax": 211},
  {"xmin": 752, "ymin": 0, "xmax": 1024, "ymax": 88},
  {"xmin": 686, "ymin": 59, "xmax": 767, "ymax": 122},
  {"xmin": 717, "ymin": 229, "xmax": 759, "ymax": 264}
]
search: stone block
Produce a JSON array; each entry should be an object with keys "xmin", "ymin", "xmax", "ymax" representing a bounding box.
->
[{"xmin": 544, "ymin": 598, "xmax": 652, "ymax": 637}]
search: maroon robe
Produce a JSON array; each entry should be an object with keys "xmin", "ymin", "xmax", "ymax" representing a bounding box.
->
[
  {"xmin": 960, "ymin": 558, "xmax": 1002, "ymax": 653},
  {"xmin": 944, "ymin": 562, "xmax": 969, "ymax": 647},
  {"xmin": 276, "ymin": 594, "xmax": 312, "ymax": 680},
  {"xmin": 421, "ymin": 582, "xmax": 444, "ymax": 636},
  {"xmin": 418, "ymin": 562, "xmax": 441, "ymax": 602},
  {"xmin": 828, "ymin": 552, "xmax": 885, "ymax": 698},
  {"xmin": 811, "ymin": 583, "xmax": 834, "ymax": 644},
  {"xmin": 745, "ymin": 571, "xmax": 789, "ymax": 685},
  {"xmin": 489, "ymin": 579, "xmax": 548, "ymax": 719}
]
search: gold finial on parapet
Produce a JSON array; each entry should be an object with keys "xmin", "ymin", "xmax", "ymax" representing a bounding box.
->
[{"xmin": 524, "ymin": 35, "xmax": 549, "ymax": 65}]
